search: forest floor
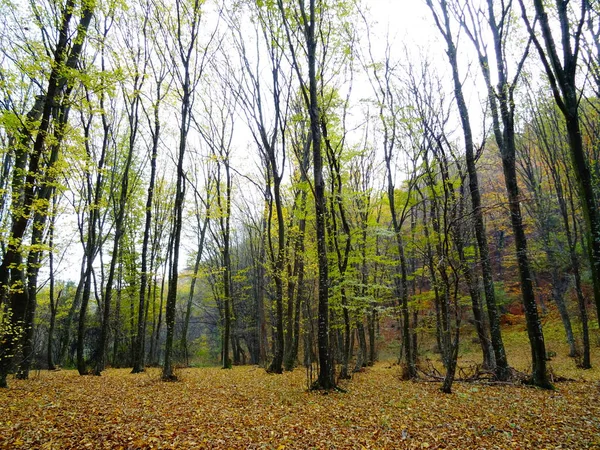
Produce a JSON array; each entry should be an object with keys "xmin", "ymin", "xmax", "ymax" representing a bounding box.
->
[{"xmin": 2, "ymin": 329, "xmax": 600, "ymax": 449}]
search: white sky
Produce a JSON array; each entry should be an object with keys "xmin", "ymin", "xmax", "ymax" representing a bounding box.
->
[{"xmin": 369, "ymin": 0, "xmax": 437, "ymax": 45}]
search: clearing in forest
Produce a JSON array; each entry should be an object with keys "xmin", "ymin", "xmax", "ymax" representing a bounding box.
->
[{"xmin": 1, "ymin": 355, "xmax": 599, "ymax": 449}]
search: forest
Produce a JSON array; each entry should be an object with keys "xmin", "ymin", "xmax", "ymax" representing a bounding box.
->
[{"xmin": 1, "ymin": 0, "xmax": 600, "ymax": 447}]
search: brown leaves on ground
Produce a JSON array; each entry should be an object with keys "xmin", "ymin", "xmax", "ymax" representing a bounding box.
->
[{"xmin": 1, "ymin": 363, "xmax": 599, "ymax": 449}]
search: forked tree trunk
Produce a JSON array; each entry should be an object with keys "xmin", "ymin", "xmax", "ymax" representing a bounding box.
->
[
  {"xmin": 525, "ymin": 0, "xmax": 600, "ymax": 325},
  {"xmin": 426, "ymin": 0, "xmax": 510, "ymax": 380},
  {"xmin": 483, "ymin": 0, "xmax": 551, "ymax": 388}
]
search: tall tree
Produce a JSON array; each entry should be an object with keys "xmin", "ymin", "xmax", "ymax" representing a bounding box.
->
[
  {"xmin": 94, "ymin": 4, "xmax": 148, "ymax": 375},
  {"xmin": 359, "ymin": 36, "xmax": 419, "ymax": 378},
  {"xmin": 459, "ymin": 0, "xmax": 551, "ymax": 388},
  {"xmin": 77, "ymin": 10, "xmax": 115, "ymax": 376},
  {"xmin": 0, "ymin": 0, "xmax": 95, "ymax": 387},
  {"xmin": 161, "ymin": 0, "xmax": 213, "ymax": 381},
  {"xmin": 226, "ymin": 1, "xmax": 290, "ymax": 373},
  {"xmin": 131, "ymin": 4, "xmax": 172, "ymax": 373},
  {"xmin": 518, "ymin": 0, "xmax": 600, "ymax": 323},
  {"xmin": 426, "ymin": 0, "xmax": 510, "ymax": 381},
  {"xmin": 179, "ymin": 166, "xmax": 211, "ymax": 366},
  {"xmin": 285, "ymin": 103, "xmax": 312, "ymax": 371},
  {"xmin": 322, "ymin": 87, "xmax": 355, "ymax": 380},
  {"xmin": 347, "ymin": 129, "xmax": 377, "ymax": 373},
  {"xmin": 406, "ymin": 56, "xmax": 494, "ymax": 371},
  {"xmin": 46, "ymin": 195, "xmax": 60, "ymax": 371},
  {"xmin": 524, "ymin": 92, "xmax": 591, "ymax": 368},
  {"xmin": 517, "ymin": 126, "xmax": 577, "ymax": 358},
  {"xmin": 199, "ymin": 78, "xmax": 236, "ymax": 370},
  {"xmin": 276, "ymin": 0, "xmax": 336, "ymax": 389}
]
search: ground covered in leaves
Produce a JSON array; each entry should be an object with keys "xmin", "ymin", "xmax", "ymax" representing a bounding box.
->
[{"xmin": 1, "ymin": 353, "xmax": 600, "ymax": 449}]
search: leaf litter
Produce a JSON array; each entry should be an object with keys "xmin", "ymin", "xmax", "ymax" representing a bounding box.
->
[{"xmin": 0, "ymin": 362, "xmax": 599, "ymax": 449}]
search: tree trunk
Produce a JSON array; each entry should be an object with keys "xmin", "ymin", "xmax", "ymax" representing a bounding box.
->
[
  {"xmin": 257, "ymin": 215, "xmax": 268, "ymax": 366},
  {"xmin": 285, "ymin": 145, "xmax": 310, "ymax": 371},
  {"xmin": 16, "ymin": 123, "xmax": 64, "ymax": 378},
  {"xmin": 47, "ymin": 261, "xmax": 57, "ymax": 370},
  {"xmin": 501, "ymin": 144, "xmax": 551, "ymax": 387},
  {"xmin": 306, "ymin": 0, "xmax": 334, "ymax": 390},
  {"xmin": 77, "ymin": 70, "xmax": 112, "ymax": 376},
  {"xmin": 452, "ymin": 191, "xmax": 494, "ymax": 369},
  {"xmin": 267, "ymin": 174, "xmax": 285, "ymax": 374},
  {"xmin": 550, "ymin": 273, "xmax": 577, "ymax": 357},
  {"xmin": 58, "ymin": 265, "xmax": 84, "ymax": 367},
  {"xmin": 162, "ymin": 118, "xmax": 187, "ymax": 380},
  {"xmin": 441, "ymin": 327, "xmax": 460, "ymax": 393},
  {"xmin": 152, "ymin": 258, "xmax": 168, "ymax": 366},
  {"xmin": 94, "ymin": 131, "xmax": 135, "ymax": 375},
  {"xmin": 180, "ymin": 216, "xmax": 208, "ymax": 367},
  {"xmin": 426, "ymin": 0, "xmax": 509, "ymax": 380},
  {"xmin": 368, "ymin": 303, "xmax": 377, "ymax": 366},
  {"xmin": 132, "ymin": 76, "xmax": 164, "ymax": 373},
  {"xmin": 526, "ymin": 0, "xmax": 600, "ymax": 325},
  {"xmin": 112, "ymin": 254, "xmax": 123, "ymax": 366},
  {"xmin": 480, "ymin": 0, "xmax": 551, "ymax": 388},
  {"xmin": 162, "ymin": 0, "xmax": 205, "ymax": 380},
  {"xmin": 162, "ymin": 98, "xmax": 188, "ymax": 380},
  {"xmin": 353, "ymin": 321, "xmax": 367, "ymax": 372}
]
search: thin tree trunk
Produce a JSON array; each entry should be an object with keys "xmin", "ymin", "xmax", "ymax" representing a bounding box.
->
[
  {"xmin": 266, "ymin": 172, "xmax": 285, "ymax": 374},
  {"xmin": 94, "ymin": 126, "xmax": 135, "ymax": 375},
  {"xmin": 58, "ymin": 264, "xmax": 84, "ymax": 366},
  {"xmin": 452, "ymin": 165, "xmax": 494, "ymax": 369},
  {"xmin": 426, "ymin": 0, "xmax": 509, "ymax": 380},
  {"xmin": 524, "ymin": 0, "xmax": 600, "ymax": 324},
  {"xmin": 180, "ymin": 217, "xmax": 208, "ymax": 367},
  {"xmin": 353, "ymin": 321, "xmax": 367, "ymax": 372},
  {"xmin": 285, "ymin": 143, "xmax": 310, "ymax": 371},
  {"xmin": 162, "ymin": 131, "xmax": 187, "ymax": 380},
  {"xmin": 77, "ymin": 71, "xmax": 111, "ymax": 376},
  {"xmin": 306, "ymin": 0, "xmax": 334, "ymax": 389},
  {"xmin": 257, "ymin": 215, "xmax": 268, "ymax": 366},
  {"xmin": 47, "ymin": 203, "xmax": 58, "ymax": 371},
  {"xmin": 481, "ymin": 0, "xmax": 550, "ymax": 388},
  {"xmin": 112, "ymin": 250, "xmax": 123, "ymax": 366},
  {"xmin": 162, "ymin": 0, "xmax": 204, "ymax": 380},
  {"xmin": 17, "ymin": 124, "xmax": 64, "ymax": 378},
  {"xmin": 132, "ymin": 75, "xmax": 164, "ymax": 373}
]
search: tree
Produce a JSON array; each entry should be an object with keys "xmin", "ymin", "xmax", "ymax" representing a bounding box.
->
[
  {"xmin": 199, "ymin": 78, "xmax": 237, "ymax": 370},
  {"xmin": 405, "ymin": 54, "xmax": 494, "ymax": 373},
  {"xmin": 523, "ymin": 92, "xmax": 591, "ymax": 368},
  {"xmin": 276, "ymin": 0, "xmax": 336, "ymax": 389},
  {"xmin": 76, "ymin": 10, "xmax": 116, "ymax": 376},
  {"xmin": 426, "ymin": 0, "xmax": 510, "ymax": 382},
  {"xmin": 359, "ymin": 35, "xmax": 419, "ymax": 379},
  {"xmin": 517, "ymin": 118, "xmax": 577, "ymax": 358},
  {"xmin": 161, "ymin": 0, "xmax": 214, "ymax": 381},
  {"xmin": 179, "ymin": 165, "xmax": 211, "ymax": 367},
  {"xmin": 226, "ymin": 1, "xmax": 291, "ymax": 373},
  {"xmin": 46, "ymin": 195, "xmax": 63, "ymax": 371},
  {"xmin": 346, "ymin": 115, "xmax": 379, "ymax": 372},
  {"xmin": 94, "ymin": 4, "xmax": 149, "ymax": 375},
  {"xmin": 459, "ymin": 0, "xmax": 551, "ymax": 388},
  {"xmin": 518, "ymin": 0, "xmax": 600, "ymax": 324},
  {"xmin": 148, "ymin": 177, "xmax": 175, "ymax": 366},
  {"xmin": 284, "ymin": 100, "xmax": 312, "ymax": 371},
  {"xmin": 132, "ymin": 1, "xmax": 172, "ymax": 373},
  {"xmin": 320, "ymin": 24, "xmax": 358, "ymax": 379},
  {"xmin": 0, "ymin": 0, "xmax": 95, "ymax": 387}
]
